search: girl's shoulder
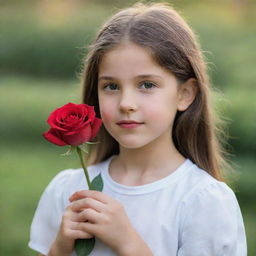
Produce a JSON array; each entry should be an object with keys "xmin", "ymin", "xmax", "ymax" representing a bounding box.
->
[
  {"xmin": 42, "ymin": 159, "xmax": 108, "ymax": 203},
  {"xmin": 177, "ymin": 164, "xmax": 247, "ymax": 255},
  {"xmin": 51, "ymin": 160, "xmax": 104, "ymax": 185},
  {"xmin": 180, "ymin": 162, "xmax": 239, "ymax": 213}
]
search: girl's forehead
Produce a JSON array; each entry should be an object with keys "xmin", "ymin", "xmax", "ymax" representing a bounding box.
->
[
  {"xmin": 98, "ymin": 43, "xmax": 178, "ymax": 84},
  {"xmin": 98, "ymin": 42, "xmax": 164, "ymax": 76},
  {"xmin": 102, "ymin": 41, "xmax": 152, "ymax": 59}
]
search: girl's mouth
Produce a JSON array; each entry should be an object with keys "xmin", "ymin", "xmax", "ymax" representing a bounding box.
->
[{"xmin": 117, "ymin": 120, "xmax": 144, "ymax": 129}]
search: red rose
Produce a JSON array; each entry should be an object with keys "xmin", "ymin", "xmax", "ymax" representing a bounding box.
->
[{"xmin": 43, "ymin": 102, "xmax": 102, "ymax": 146}]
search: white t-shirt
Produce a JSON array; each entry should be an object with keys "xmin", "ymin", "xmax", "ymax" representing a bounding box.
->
[{"xmin": 29, "ymin": 155, "xmax": 247, "ymax": 256}]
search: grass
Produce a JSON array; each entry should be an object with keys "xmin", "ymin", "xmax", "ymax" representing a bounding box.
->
[
  {"xmin": 0, "ymin": 145, "xmax": 79, "ymax": 255},
  {"xmin": 0, "ymin": 76, "xmax": 81, "ymax": 255},
  {"xmin": 0, "ymin": 75, "xmax": 81, "ymax": 145},
  {"xmin": 0, "ymin": 145, "xmax": 255, "ymax": 255},
  {"xmin": 1, "ymin": 1, "xmax": 255, "ymax": 254},
  {"xmin": 0, "ymin": 75, "xmax": 255, "ymax": 255},
  {"xmin": 0, "ymin": 145, "xmax": 256, "ymax": 256}
]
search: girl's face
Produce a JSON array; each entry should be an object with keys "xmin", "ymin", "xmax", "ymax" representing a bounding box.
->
[{"xmin": 97, "ymin": 42, "xmax": 181, "ymax": 150}]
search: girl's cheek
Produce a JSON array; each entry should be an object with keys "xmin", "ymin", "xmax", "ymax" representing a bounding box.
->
[
  {"xmin": 99, "ymin": 100, "xmax": 112, "ymax": 119},
  {"xmin": 100, "ymin": 109, "xmax": 114, "ymax": 123}
]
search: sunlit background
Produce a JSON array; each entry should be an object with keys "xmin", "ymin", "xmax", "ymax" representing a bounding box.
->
[{"xmin": 0, "ymin": 0, "xmax": 255, "ymax": 255}]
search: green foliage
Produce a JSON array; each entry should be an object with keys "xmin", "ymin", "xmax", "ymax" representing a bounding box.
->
[
  {"xmin": 0, "ymin": 75, "xmax": 255, "ymax": 255},
  {"xmin": 0, "ymin": 1, "xmax": 255, "ymax": 255},
  {"xmin": 91, "ymin": 174, "xmax": 104, "ymax": 192},
  {"xmin": 0, "ymin": 2, "xmax": 112, "ymax": 79},
  {"xmin": 0, "ymin": 76, "xmax": 80, "ymax": 145},
  {"xmin": 0, "ymin": 144, "xmax": 79, "ymax": 256},
  {"xmin": 1, "ymin": 1, "xmax": 255, "ymax": 156},
  {"xmin": 1, "ymin": 0, "xmax": 255, "ymax": 86},
  {"xmin": 1, "ymin": 143, "xmax": 254, "ymax": 255},
  {"xmin": 233, "ymin": 157, "xmax": 256, "ymax": 208},
  {"xmin": 225, "ymin": 90, "xmax": 256, "ymax": 155},
  {"xmin": 212, "ymin": 87, "xmax": 256, "ymax": 156},
  {"xmin": 1, "ymin": 76, "xmax": 254, "ymax": 156},
  {"xmin": 75, "ymin": 238, "xmax": 95, "ymax": 256},
  {"xmin": 1, "ymin": 24, "xmax": 87, "ymax": 78}
]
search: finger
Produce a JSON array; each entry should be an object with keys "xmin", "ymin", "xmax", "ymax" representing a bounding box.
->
[
  {"xmin": 75, "ymin": 230, "xmax": 94, "ymax": 239},
  {"xmin": 77, "ymin": 208, "xmax": 103, "ymax": 223},
  {"xmin": 69, "ymin": 190, "xmax": 111, "ymax": 204},
  {"xmin": 71, "ymin": 209, "xmax": 101, "ymax": 228},
  {"xmin": 68, "ymin": 229, "xmax": 94, "ymax": 239},
  {"xmin": 70, "ymin": 197, "xmax": 106, "ymax": 213},
  {"xmin": 72, "ymin": 221, "xmax": 98, "ymax": 237},
  {"xmin": 69, "ymin": 208, "xmax": 100, "ymax": 223}
]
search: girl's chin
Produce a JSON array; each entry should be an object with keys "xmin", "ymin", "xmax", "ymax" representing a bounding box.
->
[
  {"xmin": 117, "ymin": 139, "xmax": 144, "ymax": 149},
  {"xmin": 118, "ymin": 140, "xmax": 151, "ymax": 150}
]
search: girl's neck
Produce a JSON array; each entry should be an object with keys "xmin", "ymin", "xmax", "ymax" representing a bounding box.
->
[{"xmin": 109, "ymin": 136, "xmax": 186, "ymax": 186}]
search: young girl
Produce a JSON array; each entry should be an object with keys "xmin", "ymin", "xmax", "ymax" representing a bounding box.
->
[{"xmin": 29, "ymin": 2, "xmax": 247, "ymax": 256}]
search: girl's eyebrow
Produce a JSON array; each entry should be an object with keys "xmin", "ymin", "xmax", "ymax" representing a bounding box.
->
[{"xmin": 98, "ymin": 74, "xmax": 163, "ymax": 81}]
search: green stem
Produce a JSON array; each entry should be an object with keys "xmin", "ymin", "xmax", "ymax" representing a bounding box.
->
[{"xmin": 76, "ymin": 146, "xmax": 92, "ymax": 190}]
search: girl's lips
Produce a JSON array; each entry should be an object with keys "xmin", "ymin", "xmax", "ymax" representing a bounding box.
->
[{"xmin": 117, "ymin": 121, "xmax": 144, "ymax": 129}]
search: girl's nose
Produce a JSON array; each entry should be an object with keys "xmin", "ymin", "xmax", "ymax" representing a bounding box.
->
[{"xmin": 119, "ymin": 91, "xmax": 138, "ymax": 113}]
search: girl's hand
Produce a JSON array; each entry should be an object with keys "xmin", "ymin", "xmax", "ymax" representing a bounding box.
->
[
  {"xmin": 48, "ymin": 194, "xmax": 94, "ymax": 256},
  {"xmin": 69, "ymin": 190, "xmax": 152, "ymax": 255}
]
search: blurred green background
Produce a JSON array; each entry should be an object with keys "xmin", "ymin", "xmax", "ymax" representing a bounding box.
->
[{"xmin": 0, "ymin": 0, "xmax": 255, "ymax": 255}]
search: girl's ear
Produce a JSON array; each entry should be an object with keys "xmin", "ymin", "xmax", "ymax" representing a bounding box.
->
[{"xmin": 177, "ymin": 78, "xmax": 198, "ymax": 111}]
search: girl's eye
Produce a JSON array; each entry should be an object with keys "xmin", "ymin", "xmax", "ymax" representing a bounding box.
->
[
  {"xmin": 103, "ymin": 83, "xmax": 118, "ymax": 90},
  {"xmin": 140, "ymin": 81, "xmax": 156, "ymax": 89}
]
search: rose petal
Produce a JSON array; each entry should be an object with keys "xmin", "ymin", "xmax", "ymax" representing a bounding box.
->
[
  {"xmin": 42, "ymin": 128, "xmax": 67, "ymax": 146},
  {"xmin": 59, "ymin": 104, "xmax": 88, "ymax": 130},
  {"xmin": 87, "ymin": 105, "xmax": 96, "ymax": 121},
  {"xmin": 63, "ymin": 129, "xmax": 81, "ymax": 136},
  {"xmin": 48, "ymin": 108, "xmax": 68, "ymax": 131},
  {"xmin": 62, "ymin": 126, "xmax": 92, "ymax": 146},
  {"xmin": 90, "ymin": 118, "xmax": 102, "ymax": 139},
  {"xmin": 63, "ymin": 105, "xmax": 90, "ymax": 131}
]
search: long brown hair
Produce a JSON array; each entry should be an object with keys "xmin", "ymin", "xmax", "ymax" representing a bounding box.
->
[{"xmin": 80, "ymin": 2, "xmax": 231, "ymax": 181}]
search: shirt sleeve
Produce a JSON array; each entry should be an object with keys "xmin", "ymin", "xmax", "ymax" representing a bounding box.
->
[
  {"xmin": 177, "ymin": 181, "xmax": 247, "ymax": 256},
  {"xmin": 28, "ymin": 169, "xmax": 72, "ymax": 255}
]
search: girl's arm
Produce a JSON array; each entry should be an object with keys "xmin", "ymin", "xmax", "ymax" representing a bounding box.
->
[{"xmin": 68, "ymin": 190, "xmax": 153, "ymax": 256}]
